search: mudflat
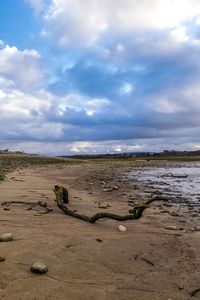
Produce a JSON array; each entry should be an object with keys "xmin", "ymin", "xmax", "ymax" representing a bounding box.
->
[{"xmin": 0, "ymin": 155, "xmax": 200, "ymax": 300}]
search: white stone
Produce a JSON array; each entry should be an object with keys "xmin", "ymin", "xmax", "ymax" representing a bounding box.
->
[
  {"xmin": 165, "ymin": 225, "xmax": 178, "ymax": 231},
  {"xmin": 118, "ymin": 225, "xmax": 127, "ymax": 232},
  {"xmin": 112, "ymin": 185, "xmax": 119, "ymax": 190},
  {"xmin": 31, "ymin": 262, "xmax": 48, "ymax": 274},
  {"xmin": 0, "ymin": 233, "xmax": 13, "ymax": 242}
]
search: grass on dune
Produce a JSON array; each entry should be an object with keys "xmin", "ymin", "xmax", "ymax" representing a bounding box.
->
[{"xmin": 0, "ymin": 155, "xmax": 85, "ymax": 181}]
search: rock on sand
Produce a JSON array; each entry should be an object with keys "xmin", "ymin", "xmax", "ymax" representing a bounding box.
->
[
  {"xmin": 31, "ymin": 262, "xmax": 48, "ymax": 274},
  {"xmin": 118, "ymin": 225, "xmax": 127, "ymax": 232},
  {"xmin": 0, "ymin": 233, "xmax": 13, "ymax": 242}
]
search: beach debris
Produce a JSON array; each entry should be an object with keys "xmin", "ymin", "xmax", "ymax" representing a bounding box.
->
[
  {"xmin": 191, "ymin": 213, "xmax": 198, "ymax": 217},
  {"xmin": 102, "ymin": 185, "xmax": 119, "ymax": 192},
  {"xmin": 0, "ymin": 233, "xmax": 13, "ymax": 242},
  {"xmin": 96, "ymin": 239, "xmax": 103, "ymax": 243},
  {"xmin": 102, "ymin": 187, "xmax": 113, "ymax": 192},
  {"xmin": 54, "ymin": 185, "xmax": 169, "ymax": 223},
  {"xmin": 54, "ymin": 185, "xmax": 68, "ymax": 203},
  {"xmin": 189, "ymin": 287, "xmax": 200, "ymax": 297},
  {"xmin": 1, "ymin": 200, "xmax": 52, "ymax": 214},
  {"xmin": 118, "ymin": 225, "xmax": 127, "ymax": 232},
  {"xmin": 141, "ymin": 257, "xmax": 154, "ymax": 266},
  {"xmin": 161, "ymin": 173, "xmax": 188, "ymax": 178},
  {"xmin": 0, "ymin": 255, "xmax": 5, "ymax": 262},
  {"xmin": 4, "ymin": 207, "xmax": 11, "ymax": 211},
  {"xmin": 98, "ymin": 202, "xmax": 110, "ymax": 209},
  {"xmin": 112, "ymin": 185, "xmax": 119, "ymax": 190},
  {"xmin": 31, "ymin": 262, "xmax": 48, "ymax": 274},
  {"xmin": 165, "ymin": 225, "xmax": 178, "ymax": 231}
]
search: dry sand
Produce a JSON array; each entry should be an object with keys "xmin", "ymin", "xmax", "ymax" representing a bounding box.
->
[{"xmin": 0, "ymin": 161, "xmax": 200, "ymax": 300}]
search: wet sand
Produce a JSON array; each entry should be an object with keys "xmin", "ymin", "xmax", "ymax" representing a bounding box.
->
[{"xmin": 0, "ymin": 160, "xmax": 200, "ymax": 299}]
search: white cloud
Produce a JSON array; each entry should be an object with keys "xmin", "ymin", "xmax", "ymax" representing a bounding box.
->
[
  {"xmin": 0, "ymin": 90, "xmax": 51, "ymax": 120},
  {"xmin": 170, "ymin": 26, "xmax": 189, "ymax": 43},
  {"xmin": 0, "ymin": 40, "xmax": 4, "ymax": 47},
  {"xmin": 0, "ymin": 44, "xmax": 43, "ymax": 89},
  {"xmin": 120, "ymin": 82, "xmax": 134, "ymax": 95},
  {"xmin": 153, "ymin": 97, "xmax": 183, "ymax": 114},
  {"xmin": 38, "ymin": 0, "xmax": 200, "ymax": 47},
  {"xmin": 25, "ymin": 0, "xmax": 47, "ymax": 13},
  {"xmin": 56, "ymin": 94, "xmax": 110, "ymax": 116}
]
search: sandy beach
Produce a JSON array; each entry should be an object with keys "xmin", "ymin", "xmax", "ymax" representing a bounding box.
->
[{"xmin": 0, "ymin": 157, "xmax": 200, "ymax": 300}]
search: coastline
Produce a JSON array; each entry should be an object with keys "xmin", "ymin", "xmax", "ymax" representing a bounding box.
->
[{"xmin": 0, "ymin": 159, "xmax": 200, "ymax": 299}]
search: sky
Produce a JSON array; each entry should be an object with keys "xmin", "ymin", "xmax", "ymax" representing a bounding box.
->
[{"xmin": 0, "ymin": 0, "xmax": 200, "ymax": 155}]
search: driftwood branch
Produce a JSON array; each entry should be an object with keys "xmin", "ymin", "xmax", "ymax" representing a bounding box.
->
[{"xmin": 54, "ymin": 185, "xmax": 168, "ymax": 223}]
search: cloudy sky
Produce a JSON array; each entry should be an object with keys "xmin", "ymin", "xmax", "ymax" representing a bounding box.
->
[{"xmin": 0, "ymin": 0, "xmax": 200, "ymax": 155}]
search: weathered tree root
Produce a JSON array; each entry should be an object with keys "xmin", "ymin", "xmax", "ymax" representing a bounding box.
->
[{"xmin": 54, "ymin": 185, "xmax": 169, "ymax": 223}]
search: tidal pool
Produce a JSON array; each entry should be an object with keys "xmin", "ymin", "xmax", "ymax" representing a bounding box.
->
[{"xmin": 128, "ymin": 162, "xmax": 200, "ymax": 203}]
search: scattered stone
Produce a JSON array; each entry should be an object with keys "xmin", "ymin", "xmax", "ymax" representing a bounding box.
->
[
  {"xmin": 159, "ymin": 210, "xmax": 168, "ymax": 214},
  {"xmin": 31, "ymin": 262, "xmax": 48, "ymax": 274},
  {"xmin": 112, "ymin": 185, "xmax": 119, "ymax": 190},
  {"xmin": 195, "ymin": 226, "xmax": 200, "ymax": 231},
  {"xmin": 165, "ymin": 226, "xmax": 178, "ymax": 231},
  {"xmin": 163, "ymin": 203, "xmax": 173, "ymax": 207},
  {"xmin": 133, "ymin": 185, "xmax": 139, "ymax": 190},
  {"xmin": 98, "ymin": 202, "xmax": 110, "ymax": 209},
  {"xmin": 171, "ymin": 212, "xmax": 179, "ymax": 217},
  {"xmin": 191, "ymin": 213, "xmax": 198, "ymax": 217},
  {"xmin": 0, "ymin": 255, "xmax": 5, "ymax": 262},
  {"xmin": 4, "ymin": 207, "xmax": 10, "ymax": 211},
  {"xmin": 118, "ymin": 225, "xmax": 127, "ymax": 232},
  {"xmin": 106, "ymin": 187, "xmax": 114, "ymax": 192},
  {"xmin": 161, "ymin": 173, "xmax": 188, "ymax": 178},
  {"xmin": 175, "ymin": 233, "xmax": 182, "ymax": 236},
  {"xmin": 96, "ymin": 239, "xmax": 103, "ymax": 243},
  {"xmin": 0, "ymin": 233, "xmax": 13, "ymax": 242}
]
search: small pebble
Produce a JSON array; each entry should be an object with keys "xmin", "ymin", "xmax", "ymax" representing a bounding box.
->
[
  {"xmin": 96, "ymin": 239, "xmax": 103, "ymax": 243},
  {"xmin": 165, "ymin": 226, "xmax": 178, "ymax": 231},
  {"xmin": 118, "ymin": 225, "xmax": 127, "ymax": 232},
  {"xmin": 191, "ymin": 213, "xmax": 198, "ymax": 217},
  {"xmin": 112, "ymin": 185, "xmax": 119, "ymax": 190},
  {"xmin": 0, "ymin": 233, "xmax": 13, "ymax": 242},
  {"xmin": 0, "ymin": 255, "xmax": 5, "ymax": 262},
  {"xmin": 31, "ymin": 262, "xmax": 48, "ymax": 274},
  {"xmin": 98, "ymin": 202, "xmax": 110, "ymax": 209}
]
